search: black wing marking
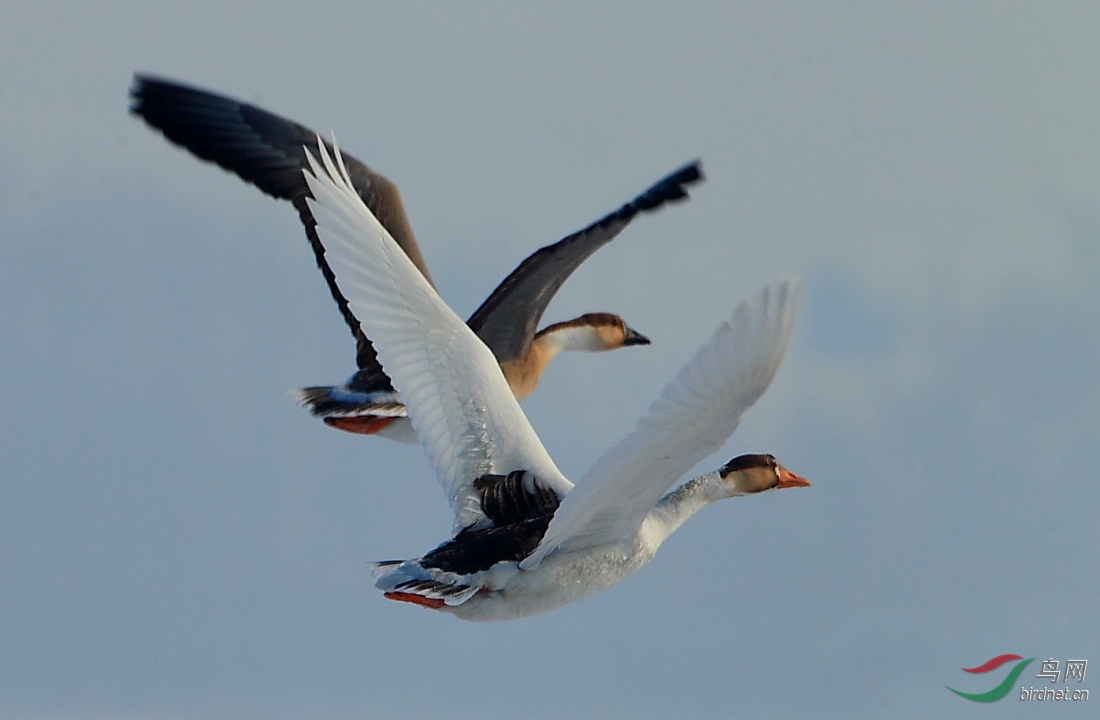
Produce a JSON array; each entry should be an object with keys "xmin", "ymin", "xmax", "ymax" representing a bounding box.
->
[
  {"xmin": 465, "ymin": 161, "xmax": 704, "ymax": 363},
  {"xmin": 473, "ymin": 470, "xmax": 562, "ymax": 526},
  {"xmin": 129, "ymin": 74, "xmax": 430, "ymax": 378},
  {"xmin": 420, "ymin": 471, "xmax": 563, "ymax": 575},
  {"xmin": 420, "ymin": 516, "xmax": 554, "ymax": 575}
]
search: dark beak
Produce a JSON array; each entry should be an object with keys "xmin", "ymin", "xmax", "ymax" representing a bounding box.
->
[{"xmin": 623, "ymin": 326, "xmax": 651, "ymax": 347}]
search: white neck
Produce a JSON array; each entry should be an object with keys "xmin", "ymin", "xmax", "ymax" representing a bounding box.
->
[
  {"xmin": 641, "ymin": 471, "xmax": 745, "ymax": 548},
  {"xmin": 534, "ymin": 324, "xmax": 604, "ymax": 356}
]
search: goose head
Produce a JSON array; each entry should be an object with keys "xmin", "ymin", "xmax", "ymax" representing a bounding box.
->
[
  {"xmin": 719, "ymin": 453, "xmax": 809, "ymax": 497},
  {"xmin": 584, "ymin": 312, "xmax": 651, "ymax": 349},
  {"xmin": 535, "ymin": 312, "xmax": 650, "ymax": 353}
]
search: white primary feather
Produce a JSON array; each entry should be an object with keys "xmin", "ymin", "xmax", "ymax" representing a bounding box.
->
[
  {"xmin": 301, "ymin": 137, "xmax": 572, "ymax": 530},
  {"xmin": 521, "ymin": 279, "xmax": 800, "ymax": 568}
]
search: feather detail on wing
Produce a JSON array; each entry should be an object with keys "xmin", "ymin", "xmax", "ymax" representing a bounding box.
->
[
  {"xmin": 301, "ymin": 136, "xmax": 572, "ymax": 530},
  {"xmin": 521, "ymin": 278, "xmax": 800, "ymax": 568}
]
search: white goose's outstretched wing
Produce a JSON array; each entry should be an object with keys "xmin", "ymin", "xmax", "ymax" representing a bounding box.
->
[
  {"xmin": 522, "ymin": 278, "xmax": 800, "ymax": 568},
  {"xmin": 302, "ymin": 137, "xmax": 572, "ymax": 531}
]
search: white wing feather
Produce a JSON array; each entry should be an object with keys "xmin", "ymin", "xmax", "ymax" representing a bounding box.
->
[
  {"xmin": 302, "ymin": 137, "xmax": 572, "ymax": 530},
  {"xmin": 522, "ymin": 279, "xmax": 800, "ymax": 568}
]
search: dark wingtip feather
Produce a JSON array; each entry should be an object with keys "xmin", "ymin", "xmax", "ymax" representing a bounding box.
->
[
  {"xmin": 621, "ymin": 159, "xmax": 705, "ymax": 220},
  {"xmin": 128, "ymin": 74, "xmax": 151, "ymax": 115},
  {"xmin": 128, "ymin": 77, "xmax": 140, "ymax": 108},
  {"xmin": 128, "ymin": 73, "xmax": 188, "ymax": 116}
]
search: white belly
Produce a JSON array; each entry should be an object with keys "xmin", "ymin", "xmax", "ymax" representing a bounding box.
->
[{"xmin": 441, "ymin": 541, "xmax": 657, "ymax": 622}]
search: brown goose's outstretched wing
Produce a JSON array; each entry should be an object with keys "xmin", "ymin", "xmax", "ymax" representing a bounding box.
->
[
  {"xmin": 465, "ymin": 161, "xmax": 703, "ymax": 363},
  {"xmin": 129, "ymin": 74, "xmax": 430, "ymax": 378}
]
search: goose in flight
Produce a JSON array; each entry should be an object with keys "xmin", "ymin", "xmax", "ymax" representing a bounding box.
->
[
  {"xmin": 303, "ymin": 138, "xmax": 808, "ymax": 621},
  {"xmin": 130, "ymin": 75, "xmax": 702, "ymax": 442}
]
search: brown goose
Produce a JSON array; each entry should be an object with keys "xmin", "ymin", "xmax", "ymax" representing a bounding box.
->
[{"xmin": 130, "ymin": 75, "xmax": 701, "ymax": 442}]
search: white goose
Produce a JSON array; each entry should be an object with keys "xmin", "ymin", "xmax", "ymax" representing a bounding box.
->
[
  {"xmin": 304, "ymin": 139, "xmax": 808, "ymax": 622},
  {"xmin": 130, "ymin": 75, "xmax": 701, "ymax": 442}
]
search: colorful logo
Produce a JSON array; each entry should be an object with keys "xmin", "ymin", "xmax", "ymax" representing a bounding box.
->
[{"xmin": 947, "ymin": 654, "xmax": 1034, "ymax": 702}]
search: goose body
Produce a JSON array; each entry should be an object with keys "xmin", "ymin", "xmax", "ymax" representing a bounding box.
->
[
  {"xmin": 130, "ymin": 75, "xmax": 700, "ymax": 442},
  {"xmin": 302, "ymin": 139, "xmax": 807, "ymax": 621}
]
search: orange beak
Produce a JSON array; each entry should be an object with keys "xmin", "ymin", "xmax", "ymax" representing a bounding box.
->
[{"xmin": 777, "ymin": 467, "xmax": 810, "ymax": 489}]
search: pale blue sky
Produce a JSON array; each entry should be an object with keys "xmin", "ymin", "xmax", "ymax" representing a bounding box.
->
[{"xmin": 2, "ymin": 3, "xmax": 1097, "ymax": 718}]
